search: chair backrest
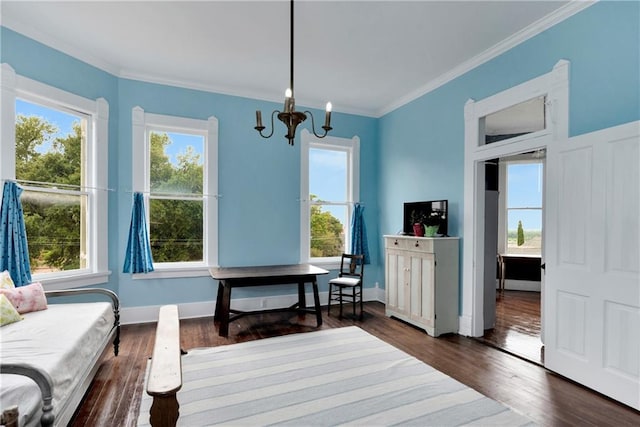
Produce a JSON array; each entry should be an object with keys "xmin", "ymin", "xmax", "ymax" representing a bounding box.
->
[{"xmin": 339, "ymin": 254, "xmax": 364, "ymax": 279}]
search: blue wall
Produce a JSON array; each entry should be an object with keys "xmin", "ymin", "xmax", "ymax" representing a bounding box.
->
[
  {"xmin": 1, "ymin": 27, "xmax": 380, "ymax": 308},
  {"xmin": 1, "ymin": 1, "xmax": 638, "ymax": 310},
  {"xmin": 377, "ymin": 1, "xmax": 640, "ymax": 273}
]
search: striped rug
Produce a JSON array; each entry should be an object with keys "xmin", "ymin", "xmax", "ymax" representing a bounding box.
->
[{"xmin": 138, "ymin": 326, "xmax": 535, "ymax": 426}]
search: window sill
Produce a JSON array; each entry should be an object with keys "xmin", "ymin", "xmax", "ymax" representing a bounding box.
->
[
  {"xmin": 306, "ymin": 260, "xmax": 341, "ymax": 271},
  {"xmin": 37, "ymin": 271, "xmax": 112, "ymax": 291},
  {"xmin": 132, "ymin": 266, "xmax": 212, "ymax": 280}
]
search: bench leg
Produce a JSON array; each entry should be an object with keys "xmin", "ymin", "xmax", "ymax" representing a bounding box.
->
[{"xmin": 150, "ymin": 395, "xmax": 179, "ymax": 427}]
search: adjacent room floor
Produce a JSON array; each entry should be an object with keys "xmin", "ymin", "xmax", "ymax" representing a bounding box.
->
[{"xmin": 477, "ymin": 289, "xmax": 543, "ymax": 365}]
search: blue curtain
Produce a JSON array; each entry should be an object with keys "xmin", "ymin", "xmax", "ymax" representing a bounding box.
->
[
  {"xmin": 0, "ymin": 181, "xmax": 32, "ymax": 287},
  {"xmin": 123, "ymin": 192, "xmax": 154, "ymax": 273},
  {"xmin": 350, "ymin": 203, "xmax": 370, "ymax": 264}
]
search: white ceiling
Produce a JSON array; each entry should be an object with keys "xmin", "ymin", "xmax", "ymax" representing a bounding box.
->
[{"xmin": 0, "ymin": 1, "xmax": 578, "ymax": 117}]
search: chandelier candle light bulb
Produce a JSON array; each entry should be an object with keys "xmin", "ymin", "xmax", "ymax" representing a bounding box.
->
[{"xmin": 324, "ymin": 102, "xmax": 332, "ymax": 129}]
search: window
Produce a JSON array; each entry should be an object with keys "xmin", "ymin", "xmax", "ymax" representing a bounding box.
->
[
  {"xmin": 503, "ymin": 160, "xmax": 543, "ymax": 255},
  {"xmin": 0, "ymin": 64, "xmax": 109, "ymax": 288},
  {"xmin": 131, "ymin": 108, "xmax": 218, "ymax": 277},
  {"xmin": 300, "ymin": 129, "xmax": 360, "ymax": 264},
  {"xmin": 480, "ymin": 96, "xmax": 547, "ymax": 145}
]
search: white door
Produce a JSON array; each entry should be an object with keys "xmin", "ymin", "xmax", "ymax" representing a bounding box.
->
[{"xmin": 544, "ymin": 121, "xmax": 639, "ymax": 410}]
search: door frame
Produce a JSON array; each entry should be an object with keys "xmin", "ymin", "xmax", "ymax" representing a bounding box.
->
[{"xmin": 460, "ymin": 60, "xmax": 569, "ymax": 337}]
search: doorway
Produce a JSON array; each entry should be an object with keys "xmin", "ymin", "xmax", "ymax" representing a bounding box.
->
[
  {"xmin": 461, "ymin": 60, "xmax": 568, "ymax": 342},
  {"xmin": 477, "ymin": 152, "xmax": 545, "ymax": 365}
]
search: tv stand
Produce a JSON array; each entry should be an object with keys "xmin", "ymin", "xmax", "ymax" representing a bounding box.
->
[{"xmin": 384, "ymin": 235, "xmax": 459, "ymax": 337}]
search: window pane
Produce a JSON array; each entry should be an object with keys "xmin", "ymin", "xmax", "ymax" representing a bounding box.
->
[
  {"xmin": 21, "ymin": 190, "xmax": 85, "ymax": 272},
  {"xmin": 310, "ymin": 204, "xmax": 346, "ymax": 257},
  {"xmin": 507, "ymin": 163, "xmax": 543, "ymax": 208},
  {"xmin": 481, "ymin": 96, "xmax": 546, "ymax": 144},
  {"xmin": 507, "ymin": 209, "xmax": 542, "ymax": 255},
  {"xmin": 15, "ymin": 99, "xmax": 86, "ymax": 187},
  {"xmin": 149, "ymin": 131, "xmax": 204, "ymax": 195},
  {"xmin": 15, "ymin": 99, "xmax": 88, "ymax": 273},
  {"xmin": 309, "ymin": 148, "xmax": 347, "ymax": 201},
  {"xmin": 149, "ymin": 199, "xmax": 203, "ymax": 262}
]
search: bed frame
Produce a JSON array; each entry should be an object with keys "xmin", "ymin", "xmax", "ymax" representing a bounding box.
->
[{"xmin": 0, "ymin": 288, "xmax": 120, "ymax": 427}]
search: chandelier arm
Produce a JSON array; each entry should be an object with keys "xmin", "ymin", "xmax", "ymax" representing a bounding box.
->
[
  {"xmin": 304, "ymin": 110, "xmax": 331, "ymax": 139},
  {"xmin": 256, "ymin": 110, "xmax": 280, "ymax": 139}
]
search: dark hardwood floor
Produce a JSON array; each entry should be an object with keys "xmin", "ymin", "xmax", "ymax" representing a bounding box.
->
[
  {"xmin": 477, "ymin": 290, "xmax": 543, "ymax": 365},
  {"xmin": 70, "ymin": 302, "xmax": 639, "ymax": 426}
]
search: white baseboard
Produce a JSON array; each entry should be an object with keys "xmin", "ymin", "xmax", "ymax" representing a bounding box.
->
[
  {"xmin": 120, "ymin": 286, "xmax": 386, "ymax": 325},
  {"xmin": 458, "ymin": 314, "xmax": 473, "ymax": 336}
]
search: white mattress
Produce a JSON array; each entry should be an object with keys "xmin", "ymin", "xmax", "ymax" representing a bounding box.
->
[{"xmin": 1, "ymin": 302, "xmax": 114, "ymax": 427}]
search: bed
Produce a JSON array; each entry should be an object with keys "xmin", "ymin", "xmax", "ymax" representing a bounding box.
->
[
  {"xmin": 1, "ymin": 288, "xmax": 120, "ymax": 427},
  {"xmin": 138, "ymin": 322, "xmax": 534, "ymax": 426}
]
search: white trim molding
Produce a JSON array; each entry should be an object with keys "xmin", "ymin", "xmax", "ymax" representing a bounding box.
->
[
  {"xmin": 378, "ymin": 2, "xmax": 591, "ymax": 116},
  {"xmin": 461, "ymin": 60, "xmax": 569, "ymax": 337},
  {"xmin": 130, "ymin": 107, "xmax": 219, "ymax": 276},
  {"xmin": 1, "ymin": 63, "xmax": 110, "ymax": 290},
  {"xmin": 300, "ymin": 129, "xmax": 360, "ymax": 264},
  {"xmin": 120, "ymin": 286, "xmax": 384, "ymax": 325}
]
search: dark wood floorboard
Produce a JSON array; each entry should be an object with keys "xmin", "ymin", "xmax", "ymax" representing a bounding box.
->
[
  {"xmin": 70, "ymin": 302, "xmax": 639, "ymax": 426},
  {"xmin": 478, "ymin": 290, "xmax": 543, "ymax": 365}
]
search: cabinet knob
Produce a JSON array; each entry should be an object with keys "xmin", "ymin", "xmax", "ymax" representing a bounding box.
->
[
  {"xmin": 415, "ymin": 242, "xmax": 420, "ymax": 247},
  {"xmin": 394, "ymin": 240, "xmax": 398, "ymax": 245}
]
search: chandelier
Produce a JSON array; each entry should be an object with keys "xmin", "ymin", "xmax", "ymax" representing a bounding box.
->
[{"xmin": 254, "ymin": 0, "xmax": 332, "ymax": 145}]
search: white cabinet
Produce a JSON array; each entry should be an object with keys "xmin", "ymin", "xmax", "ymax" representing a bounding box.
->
[{"xmin": 384, "ymin": 235, "xmax": 459, "ymax": 337}]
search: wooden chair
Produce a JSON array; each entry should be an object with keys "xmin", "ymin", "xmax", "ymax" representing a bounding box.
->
[{"xmin": 327, "ymin": 254, "xmax": 365, "ymax": 320}]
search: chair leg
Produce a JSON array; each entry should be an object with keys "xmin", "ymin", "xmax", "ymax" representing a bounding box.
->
[
  {"xmin": 327, "ymin": 284, "xmax": 332, "ymax": 316},
  {"xmin": 338, "ymin": 287, "xmax": 343, "ymax": 319},
  {"xmin": 359, "ymin": 284, "xmax": 363, "ymax": 320},
  {"xmin": 352, "ymin": 287, "xmax": 356, "ymax": 317}
]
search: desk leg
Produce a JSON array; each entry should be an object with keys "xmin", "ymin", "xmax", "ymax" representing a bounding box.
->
[
  {"xmin": 298, "ymin": 282, "xmax": 307, "ymax": 319},
  {"xmin": 214, "ymin": 282, "xmax": 224, "ymax": 321},
  {"xmin": 312, "ymin": 279, "xmax": 322, "ymax": 327},
  {"xmin": 218, "ymin": 282, "xmax": 231, "ymax": 337}
]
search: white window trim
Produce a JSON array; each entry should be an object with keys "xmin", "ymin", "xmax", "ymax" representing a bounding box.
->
[
  {"xmin": 300, "ymin": 129, "xmax": 360, "ymax": 269},
  {"xmin": 131, "ymin": 107, "xmax": 218, "ymax": 279},
  {"xmin": 0, "ymin": 63, "xmax": 110, "ymax": 289},
  {"xmin": 498, "ymin": 158, "xmax": 544, "ymax": 255}
]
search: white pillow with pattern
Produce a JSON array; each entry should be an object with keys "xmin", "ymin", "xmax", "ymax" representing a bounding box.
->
[
  {"xmin": 1, "ymin": 270, "xmax": 15, "ymax": 290},
  {"xmin": 0, "ymin": 293, "xmax": 22, "ymax": 326}
]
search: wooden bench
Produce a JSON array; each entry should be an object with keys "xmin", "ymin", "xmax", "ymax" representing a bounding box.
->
[{"xmin": 146, "ymin": 305, "xmax": 182, "ymax": 427}]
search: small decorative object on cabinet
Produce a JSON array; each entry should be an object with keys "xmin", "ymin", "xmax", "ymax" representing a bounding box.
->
[{"xmin": 384, "ymin": 235, "xmax": 459, "ymax": 337}]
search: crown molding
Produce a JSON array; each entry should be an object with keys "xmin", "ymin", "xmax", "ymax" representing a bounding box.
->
[
  {"xmin": 376, "ymin": 0, "xmax": 596, "ymax": 117},
  {"xmin": 2, "ymin": 1, "xmax": 595, "ymax": 119},
  {"xmin": 119, "ymin": 68, "xmax": 378, "ymax": 117},
  {"xmin": 1, "ymin": 14, "xmax": 122, "ymax": 77}
]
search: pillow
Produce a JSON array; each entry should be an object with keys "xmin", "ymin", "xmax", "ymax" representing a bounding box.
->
[
  {"xmin": 0, "ymin": 293, "xmax": 23, "ymax": 326},
  {"xmin": 0, "ymin": 282, "xmax": 48, "ymax": 314},
  {"xmin": 1, "ymin": 270, "xmax": 15, "ymax": 289}
]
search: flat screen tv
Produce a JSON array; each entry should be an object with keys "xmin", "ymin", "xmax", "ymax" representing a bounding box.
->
[{"xmin": 403, "ymin": 200, "xmax": 448, "ymax": 236}]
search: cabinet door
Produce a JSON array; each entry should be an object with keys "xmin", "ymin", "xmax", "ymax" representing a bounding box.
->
[
  {"xmin": 385, "ymin": 249, "xmax": 407, "ymax": 315},
  {"xmin": 408, "ymin": 252, "xmax": 435, "ymax": 329}
]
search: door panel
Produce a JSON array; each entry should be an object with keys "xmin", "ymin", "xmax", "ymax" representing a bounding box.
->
[{"xmin": 545, "ymin": 121, "xmax": 639, "ymax": 410}]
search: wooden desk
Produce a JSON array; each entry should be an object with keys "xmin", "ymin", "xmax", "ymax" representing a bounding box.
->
[
  {"xmin": 210, "ymin": 264, "xmax": 329, "ymax": 337},
  {"xmin": 497, "ymin": 254, "xmax": 542, "ymax": 292}
]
